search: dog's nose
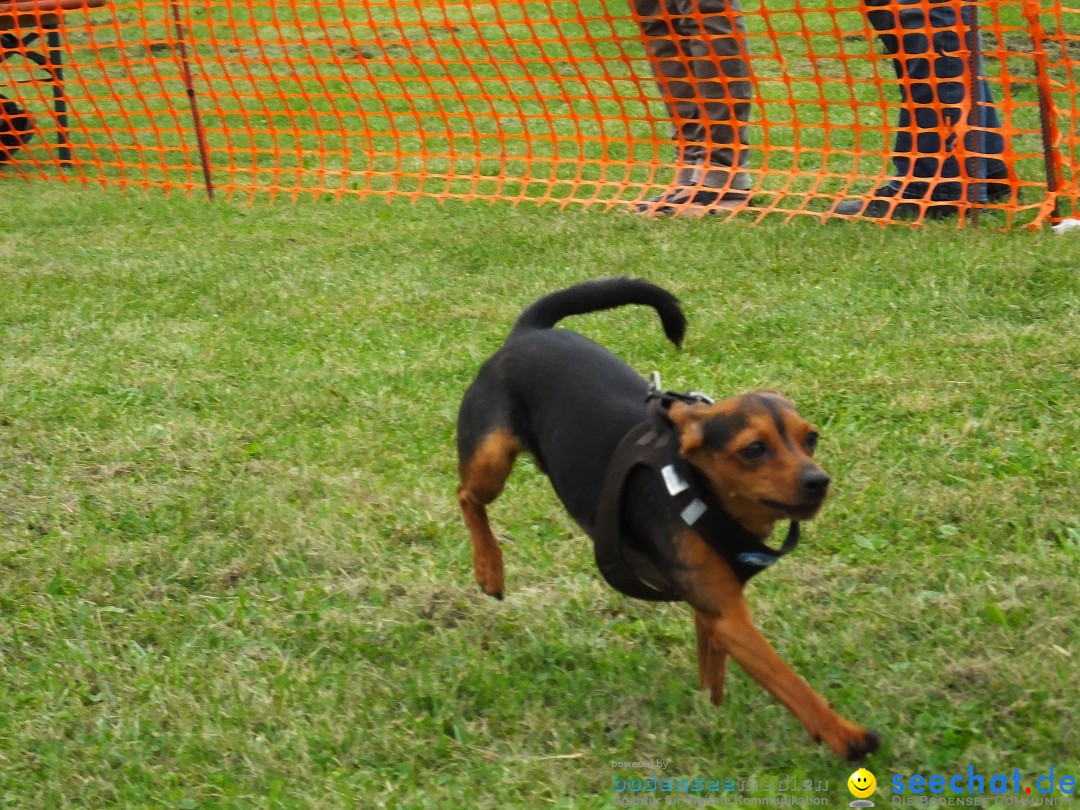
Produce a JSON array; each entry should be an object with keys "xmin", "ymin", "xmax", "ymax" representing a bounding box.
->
[{"xmin": 799, "ymin": 468, "xmax": 830, "ymax": 499}]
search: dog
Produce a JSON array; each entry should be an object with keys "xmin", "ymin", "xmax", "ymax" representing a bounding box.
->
[{"xmin": 455, "ymin": 277, "xmax": 880, "ymax": 760}]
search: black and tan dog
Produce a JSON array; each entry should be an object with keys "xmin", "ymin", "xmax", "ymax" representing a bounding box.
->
[{"xmin": 455, "ymin": 277, "xmax": 880, "ymax": 760}]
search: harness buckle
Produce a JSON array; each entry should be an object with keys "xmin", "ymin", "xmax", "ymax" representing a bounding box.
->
[{"xmin": 645, "ymin": 371, "xmax": 716, "ymax": 411}]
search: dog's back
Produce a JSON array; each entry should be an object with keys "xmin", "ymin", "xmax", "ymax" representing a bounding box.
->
[{"xmin": 458, "ymin": 278, "xmax": 686, "ymax": 526}]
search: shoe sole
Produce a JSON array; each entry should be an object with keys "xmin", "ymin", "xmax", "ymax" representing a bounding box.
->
[{"xmin": 632, "ymin": 197, "xmax": 750, "ymax": 219}]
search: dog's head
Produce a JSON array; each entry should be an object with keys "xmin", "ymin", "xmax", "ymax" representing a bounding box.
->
[{"xmin": 668, "ymin": 391, "xmax": 829, "ymax": 537}]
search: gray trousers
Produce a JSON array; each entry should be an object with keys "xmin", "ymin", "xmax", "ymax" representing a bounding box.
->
[{"xmin": 632, "ymin": 0, "xmax": 752, "ymax": 190}]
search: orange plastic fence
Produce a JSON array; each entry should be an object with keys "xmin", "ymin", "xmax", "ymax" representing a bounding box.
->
[{"xmin": 0, "ymin": 0, "xmax": 1077, "ymax": 225}]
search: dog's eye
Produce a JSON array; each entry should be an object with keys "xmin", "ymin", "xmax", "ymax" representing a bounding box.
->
[
  {"xmin": 739, "ymin": 441, "xmax": 768, "ymax": 461},
  {"xmin": 804, "ymin": 432, "xmax": 819, "ymax": 454}
]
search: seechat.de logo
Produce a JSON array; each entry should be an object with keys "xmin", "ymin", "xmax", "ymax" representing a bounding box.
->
[{"xmin": 890, "ymin": 767, "xmax": 1077, "ymax": 799}]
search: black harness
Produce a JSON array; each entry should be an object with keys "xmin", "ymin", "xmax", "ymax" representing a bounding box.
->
[{"xmin": 592, "ymin": 385, "xmax": 801, "ymax": 602}]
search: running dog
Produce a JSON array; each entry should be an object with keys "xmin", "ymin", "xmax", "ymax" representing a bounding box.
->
[{"xmin": 455, "ymin": 277, "xmax": 880, "ymax": 760}]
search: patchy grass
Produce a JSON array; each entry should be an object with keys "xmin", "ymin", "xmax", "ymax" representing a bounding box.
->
[{"xmin": 0, "ymin": 184, "xmax": 1078, "ymax": 807}]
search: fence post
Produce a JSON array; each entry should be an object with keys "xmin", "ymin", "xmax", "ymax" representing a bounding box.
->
[
  {"xmin": 170, "ymin": 0, "xmax": 214, "ymax": 200},
  {"xmin": 1022, "ymin": 0, "xmax": 1063, "ymax": 225}
]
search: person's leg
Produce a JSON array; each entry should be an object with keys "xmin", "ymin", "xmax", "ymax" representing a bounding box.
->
[
  {"xmin": 836, "ymin": 0, "xmax": 1009, "ymax": 216},
  {"xmin": 0, "ymin": 95, "xmax": 35, "ymax": 165},
  {"xmin": 681, "ymin": 0, "xmax": 752, "ymax": 191},
  {"xmin": 958, "ymin": 6, "xmax": 1010, "ymax": 203},
  {"xmin": 632, "ymin": 0, "xmax": 753, "ymax": 214}
]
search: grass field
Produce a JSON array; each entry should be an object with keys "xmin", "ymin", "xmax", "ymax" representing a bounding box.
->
[{"xmin": 1, "ymin": 183, "xmax": 1079, "ymax": 807}]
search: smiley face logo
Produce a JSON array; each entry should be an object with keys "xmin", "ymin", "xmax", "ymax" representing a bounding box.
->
[{"xmin": 848, "ymin": 768, "xmax": 877, "ymax": 799}]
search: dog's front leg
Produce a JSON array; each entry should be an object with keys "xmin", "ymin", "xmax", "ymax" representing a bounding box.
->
[
  {"xmin": 677, "ymin": 531, "xmax": 880, "ymax": 760},
  {"xmin": 703, "ymin": 600, "xmax": 878, "ymax": 760}
]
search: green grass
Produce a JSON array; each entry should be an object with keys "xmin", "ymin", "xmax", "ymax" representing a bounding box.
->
[{"xmin": 0, "ymin": 184, "xmax": 1079, "ymax": 807}]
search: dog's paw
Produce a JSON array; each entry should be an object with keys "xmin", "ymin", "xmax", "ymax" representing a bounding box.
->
[
  {"xmin": 846, "ymin": 729, "xmax": 882, "ymax": 761},
  {"xmin": 475, "ymin": 575, "xmax": 504, "ymax": 600},
  {"xmin": 471, "ymin": 544, "xmax": 505, "ymax": 600},
  {"xmin": 818, "ymin": 719, "xmax": 881, "ymax": 761},
  {"xmin": 473, "ymin": 559, "xmax": 505, "ymax": 600},
  {"xmin": 478, "ymin": 583, "xmax": 504, "ymax": 600}
]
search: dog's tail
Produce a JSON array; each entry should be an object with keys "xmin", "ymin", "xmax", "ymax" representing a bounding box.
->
[{"xmin": 511, "ymin": 277, "xmax": 686, "ymax": 347}]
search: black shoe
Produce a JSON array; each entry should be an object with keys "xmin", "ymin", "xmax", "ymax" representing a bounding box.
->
[
  {"xmin": 832, "ymin": 186, "xmax": 959, "ymax": 220},
  {"xmin": 833, "ymin": 172, "xmax": 1017, "ymax": 220},
  {"xmin": 633, "ymin": 186, "xmax": 749, "ymax": 218}
]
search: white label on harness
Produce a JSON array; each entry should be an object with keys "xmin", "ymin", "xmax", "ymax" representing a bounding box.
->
[
  {"xmin": 661, "ymin": 464, "xmax": 689, "ymax": 496},
  {"xmin": 681, "ymin": 498, "xmax": 707, "ymax": 526}
]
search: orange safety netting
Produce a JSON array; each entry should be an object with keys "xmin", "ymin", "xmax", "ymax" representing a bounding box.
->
[{"xmin": 0, "ymin": 0, "xmax": 1077, "ymax": 225}]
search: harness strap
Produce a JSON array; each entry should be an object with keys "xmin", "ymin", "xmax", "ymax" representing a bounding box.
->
[{"xmin": 593, "ymin": 414, "xmax": 683, "ymax": 601}]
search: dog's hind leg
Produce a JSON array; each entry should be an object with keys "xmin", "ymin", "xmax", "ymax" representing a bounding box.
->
[
  {"xmin": 695, "ymin": 609, "xmax": 728, "ymax": 705},
  {"xmin": 457, "ymin": 427, "xmax": 521, "ymax": 600}
]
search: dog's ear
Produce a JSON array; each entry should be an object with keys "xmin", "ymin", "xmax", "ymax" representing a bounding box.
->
[{"xmin": 668, "ymin": 401, "xmax": 714, "ymax": 453}]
